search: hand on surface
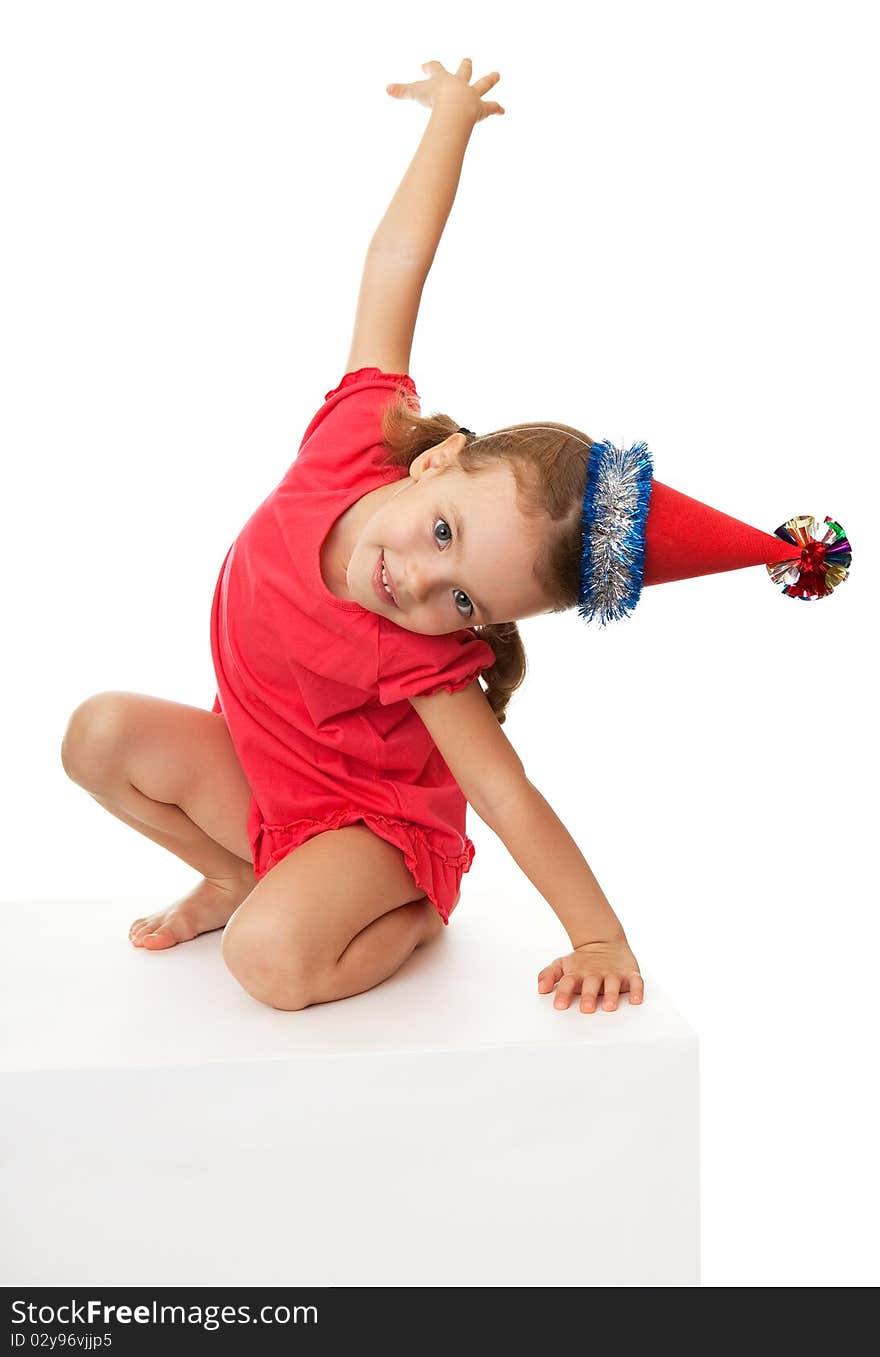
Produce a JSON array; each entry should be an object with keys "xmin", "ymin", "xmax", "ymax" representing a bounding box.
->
[
  {"xmin": 538, "ymin": 937, "xmax": 645, "ymax": 1014},
  {"xmin": 386, "ymin": 57, "xmax": 505, "ymax": 125}
]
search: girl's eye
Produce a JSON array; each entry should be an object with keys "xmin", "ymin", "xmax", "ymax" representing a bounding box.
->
[
  {"xmin": 433, "ymin": 518, "xmax": 474, "ymax": 620},
  {"xmin": 453, "ymin": 589, "xmax": 474, "ymax": 620},
  {"xmin": 433, "ymin": 517, "xmax": 453, "ymax": 546}
]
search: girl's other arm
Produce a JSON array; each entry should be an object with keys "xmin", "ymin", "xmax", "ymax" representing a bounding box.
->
[
  {"xmin": 411, "ymin": 682, "xmax": 627, "ymax": 948},
  {"xmin": 411, "ymin": 682, "xmax": 644, "ymax": 1013}
]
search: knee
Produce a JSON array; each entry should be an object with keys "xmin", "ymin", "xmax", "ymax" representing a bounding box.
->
[
  {"xmin": 221, "ymin": 911, "xmax": 315, "ymax": 1012},
  {"xmin": 60, "ymin": 691, "xmax": 130, "ymax": 787}
]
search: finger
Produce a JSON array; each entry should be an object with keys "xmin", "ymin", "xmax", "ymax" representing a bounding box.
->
[
  {"xmin": 456, "ymin": 57, "xmax": 473, "ymax": 79},
  {"xmin": 386, "ymin": 83, "xmax": 409, "ymax": 98},
  {"xmin": 601, "ymin": 975, "xmax": 622, "ymax": 1012},
  {"xmin": 473, "ymin": 71, "xmax": 501, "ymax": 96},
  {"xmin": 553, "ymin": 976, "xmax": 579, "ymax": 1010},
  {"xmin": 627, "ymin": 972, "xmax": 645, "ymax": 1005},
  {"xmin": 538, "ymin": 959, "xmax": 563, "ymax": 991},
  {"xmin": 422, "ymin": 60, "xmax": 444, "ymax": 74},
  {"xmin": 579, "ymin": 975, "xmax": 603, "ymax": 1014}
]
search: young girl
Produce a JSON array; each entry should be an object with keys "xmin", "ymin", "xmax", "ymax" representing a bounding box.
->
[{"xmin": 61, "ymin": 57, "xmax": 643, "ymax": 1016}]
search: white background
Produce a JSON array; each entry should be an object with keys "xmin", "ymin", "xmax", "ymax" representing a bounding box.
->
[{"xmin": 2, "ymin": 0, "xmax": 877, "ymax": 1286}]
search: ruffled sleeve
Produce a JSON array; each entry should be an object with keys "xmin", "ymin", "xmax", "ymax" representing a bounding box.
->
[
  {"xmin": 288, "ymin": 368, "xmax": 420, "ymax": 486},
  {"xmin": 285, "ymin": 367, "xmax": 420, "ymax": 492},
  {"xmin": 322, "ymin": 367, "xmax": 418, "ymax": 405},
  {"xmin": 376, "ymin": 620, "xmax": 497, "ymax": 706}
]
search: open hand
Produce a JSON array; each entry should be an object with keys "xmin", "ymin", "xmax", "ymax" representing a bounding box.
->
[
  {"xmin": 386, "ymin": 58, "xmax": 505, "ymax": 125},
  {"xmin": 538, "ymin": 937, "xmax": 645, "ymax": 1014}
]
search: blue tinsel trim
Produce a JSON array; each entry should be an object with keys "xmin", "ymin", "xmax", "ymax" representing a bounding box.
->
[{"xmin": 578, "ymin": 438, "xmax": 654, "ymax": 626}]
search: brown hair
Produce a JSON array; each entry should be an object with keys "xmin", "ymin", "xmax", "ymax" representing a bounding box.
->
[{"xmin": 379, "ymin": 389, "xmax": 595, "ymax": 725}]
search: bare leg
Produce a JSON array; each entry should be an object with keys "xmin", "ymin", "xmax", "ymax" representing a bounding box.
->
[
  {"xmin": 310, "ymin": 897, "xmax": 446, "ymax": 1003},
  {"xmin": 61, "ymin": 691, "xmax": 257, "ymax": 949},
  {"xmin": 221, "ymin": 825, "xmax": 450, "ymax": 1010}
]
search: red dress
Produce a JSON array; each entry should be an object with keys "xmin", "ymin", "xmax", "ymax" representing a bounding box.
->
[{"xmin": 208, "ymin": 367, "xmax": 497, "ymax": 925}]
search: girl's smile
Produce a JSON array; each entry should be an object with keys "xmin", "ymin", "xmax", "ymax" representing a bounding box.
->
[{"xmin": 373, "ymin": 550, "xmax": 400, "ymax": 608}]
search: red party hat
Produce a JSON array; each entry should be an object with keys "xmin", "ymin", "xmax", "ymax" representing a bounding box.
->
[
  {"xmin": 577, "ymin": 438, "xmax": 852, "ymax": 625},
  {"xmin": 642, "ymin": 481, "xmax": 800, "ymax": 585}
]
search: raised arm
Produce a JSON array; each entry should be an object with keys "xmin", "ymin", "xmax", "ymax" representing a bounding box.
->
[
  {"xmin": 345, "ymin": 59, "xmax": 503, "ymax": 376},
  {"xmin": 410, "ymin": 681, "xmax": 645, "ymax": 1013},
  {"xmin": 375, "ymin": 58, "xmax": 503, "ymax": 265}
]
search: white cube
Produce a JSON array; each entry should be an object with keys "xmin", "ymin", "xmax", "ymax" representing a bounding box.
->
[{"xmin": 0, "ymin": 894, "xmax": 699, "ymax": 1286}]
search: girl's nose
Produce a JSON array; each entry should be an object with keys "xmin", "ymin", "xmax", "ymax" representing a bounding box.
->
[{"xmin": 402, "ymin": 558, "xmax": 432, "ymax": 608}]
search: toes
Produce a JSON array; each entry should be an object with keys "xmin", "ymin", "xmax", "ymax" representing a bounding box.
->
[
  {"xmin": 129, "ymin": 921, "xmax": 152, "ymax": 947},
  {"xmin": 140, "ymin": 929, "xmax": 179, "ymax": 950},
  {"xmin": 129, "ymin": 917, "xmax": 176, "ymax": 949}
]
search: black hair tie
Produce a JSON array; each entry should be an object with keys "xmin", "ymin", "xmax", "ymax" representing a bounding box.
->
[{"xmin": 458, "ymin": 426, "xmax": 475, "ymax": 437}]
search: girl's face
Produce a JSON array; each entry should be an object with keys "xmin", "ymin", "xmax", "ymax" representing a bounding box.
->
[{"xmin": 341, "ymin": 436, "xmax": 555, "ymax": 634}]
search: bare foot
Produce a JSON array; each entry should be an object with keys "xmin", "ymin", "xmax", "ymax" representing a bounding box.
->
[{"xmin": 129, "ymin": 868, "xmax": 256, "ymax": 950}]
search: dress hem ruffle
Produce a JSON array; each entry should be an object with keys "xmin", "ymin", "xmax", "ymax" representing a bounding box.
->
[{"xmin": 249, "ymin": 803, "xmax": 474, "ymax": 926}]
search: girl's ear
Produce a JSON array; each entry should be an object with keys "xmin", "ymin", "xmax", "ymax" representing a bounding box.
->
[{"xmin": 411, "ymin": 434, "xmax": 465, "ymax": 479}]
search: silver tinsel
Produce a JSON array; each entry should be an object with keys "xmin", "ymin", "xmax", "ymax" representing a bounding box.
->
[{"xmin": 578, "ymin": 439, "xmax": 654, "ymax": 626}]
